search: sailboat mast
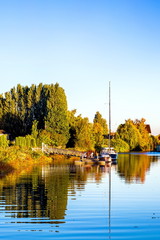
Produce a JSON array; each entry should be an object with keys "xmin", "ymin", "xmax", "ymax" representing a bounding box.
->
[
  {"xmin": 108, "ymin": 82, "xmax": 112, "ymax": 237},
  {"xmin": 109, "ymin": 81, "xmax": 111, "ymax": 150}
]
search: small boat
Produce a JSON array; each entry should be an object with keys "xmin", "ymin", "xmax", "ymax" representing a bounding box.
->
[
  {"xmin": 75, "ymin": 156, "xmax": 110, "ymax": 166},
  {"xmin": 100, "ymin": 147, "xmax": 117, "ymax": 161},
  {"xmin": 99, "ymin": 149, "xmax": 112, "ymax": 163}
]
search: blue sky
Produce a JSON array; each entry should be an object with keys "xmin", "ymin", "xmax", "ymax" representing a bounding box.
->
[{"xmin": 0, "ymin": 0, "xmax": 160, "ymax": 134}]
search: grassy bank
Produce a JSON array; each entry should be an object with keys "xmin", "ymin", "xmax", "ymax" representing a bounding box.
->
[
  {"xmin": 0, "ymin": 146, "xmax": 53, "ymax": 176},
  {"xmin": 0, "ymin": 146, "xmax": 79, "ymax": 176}
]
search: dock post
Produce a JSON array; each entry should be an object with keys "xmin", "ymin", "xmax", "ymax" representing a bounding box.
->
[{"xmin": 42, "ymin": 142, "xmax": 44, "ymax": 153}]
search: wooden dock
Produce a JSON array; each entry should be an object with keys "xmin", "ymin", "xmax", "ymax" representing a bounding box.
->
[{"xmin": 41, "ymin": 143, "xmax": 84, "ymax": 158}]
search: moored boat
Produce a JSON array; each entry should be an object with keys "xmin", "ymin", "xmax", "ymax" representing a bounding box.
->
[
  {"xmin": 75, "ymin": 155, "xmax": 111, "ymax": 166},
  {"xmin": 99, "ymin": 152, "xmax": 112, "ymax": 163},
  {"xmin": 100, "ymin": 147, "xmax": 117, "ymax": 161}
]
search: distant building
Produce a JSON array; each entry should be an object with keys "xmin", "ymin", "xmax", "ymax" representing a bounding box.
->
[
  {"xmin": 103, "ymin": 132, "xmax": 116, "ymax": 139},
  {"xmin": 145, "ymin": 124, "xmax": 151, "ymax": 134}
]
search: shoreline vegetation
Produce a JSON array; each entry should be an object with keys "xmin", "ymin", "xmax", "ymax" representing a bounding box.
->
[
  {"xmin": 0, "ymin": 146, "xmax": 51, "ymax": 178},
  {"xmin": 0, "ymin": 146, "xmax": 79, "ymax": 183},
  {"xmin": 0, "ymin": 83, "xmax": 160, "ymax": 178}
]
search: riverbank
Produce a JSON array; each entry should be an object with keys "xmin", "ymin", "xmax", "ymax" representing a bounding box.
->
[
  {"xmin": 0, "ymin": 146, "xmax": 80, "ymax": 178},
  {"xmin": 0, "ymin": 146, "xmax": 53, "ymax": 176}
]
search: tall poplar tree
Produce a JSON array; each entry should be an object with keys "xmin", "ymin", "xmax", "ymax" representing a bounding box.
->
[
  {"xmin": 0, "ymin": 83, "xmax": 69, "ymax": 145},
  {"xmin": 45, "ymin": 83, "xmax": 69, "ymax": 147}
]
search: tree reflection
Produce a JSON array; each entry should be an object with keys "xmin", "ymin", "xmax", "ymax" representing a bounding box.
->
[
  {"xmin": 0, "ymin": 161, "xmax": 111, "ymax": 221},
  {"xmin": 1, "ymin": 154, "xmax": 157, "ymax": 223},
  {"xmin": 117, "ymin": 153, "xmax": 158, "ymax": 183}
]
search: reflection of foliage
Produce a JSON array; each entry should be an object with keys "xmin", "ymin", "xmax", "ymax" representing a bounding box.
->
[
  {"xmin": 117, "ymin": 153, "xmax": 158, "ymax": 183},
  {"xmin": 44, "ymin": 165, "xmax": 69, "ymax": 219},
  {"xmin": 1, "ymin": 166, "xmax": 69, "ymax": 220},
  {"xmin": 0, "ymin": 160, "xmax": 110, "ymax": 221}
]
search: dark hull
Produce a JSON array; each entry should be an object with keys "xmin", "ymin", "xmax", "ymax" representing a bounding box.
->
[{"xmin": 110, "ymin": 153, "xmax": 118, "ymax": 160}]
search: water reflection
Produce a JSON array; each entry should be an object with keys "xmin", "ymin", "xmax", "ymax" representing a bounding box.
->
[
  {"xmin": 0, "ymin": 162, "xmax": 111, "ymax": 222},
  {"xmin": 1, "ymin": 153, "xmax": 159, "ymax": 223},
  {"xmin": 117, "ymin": 153, "xmax": 159, "ymax": 183},
  {"xmin": 1, "ymin": 154, "xmax": 160, "ymax": 239}
]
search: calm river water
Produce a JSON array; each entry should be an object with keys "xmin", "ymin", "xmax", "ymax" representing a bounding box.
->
[{"xmin": 1, "ymin": 152, "xmax": 160, "ymax": 240}]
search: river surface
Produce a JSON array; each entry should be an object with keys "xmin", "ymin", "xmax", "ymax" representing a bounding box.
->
[{"xmin": 1, "ymin": 152, "xmax": 160, "ymax": 239}]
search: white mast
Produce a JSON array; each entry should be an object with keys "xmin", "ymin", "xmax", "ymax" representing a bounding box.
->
[
  {"xmin": 108, "ymin": 81, "xmax": 112, "ymax": 237},
  {"xmin": 109, "ymin": 81, "xmax": 111, "ymax": 151}
]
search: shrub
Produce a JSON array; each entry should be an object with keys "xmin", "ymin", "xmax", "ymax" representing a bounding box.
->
[
  {"xmin": 111, "ymin": 138, "xmax": 130, "ymax": 152},
  {"xmin": 0, "ymin": 135, "xmax": 9, "ymax": 148},
  {"xmin": 15, "ymin": 135, "xmax": 36, "ymax": 148}
]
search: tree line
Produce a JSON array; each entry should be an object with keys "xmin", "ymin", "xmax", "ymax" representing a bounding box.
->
[
  {"xmin": 0, "ymin": 83, "xmax": 159, "ymax": 152},
  {"xmin": 115, "ymin": 118, "xmax": 158, "ymax": 152}
]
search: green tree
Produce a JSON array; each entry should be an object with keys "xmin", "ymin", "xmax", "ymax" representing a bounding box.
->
[
  {"xmin": 134, "ymin": 118, "xmax": 150, "ymax": 151},
  {"xmin": 74, "ymin": 115, "xmax": 94, "ymax": 150},
  {"xmin": 66, "ymin": 109, "xmax": 77, "ymax": 148},
  {"xmin": 149, "ymin": 135, "xmax": 159, "ymax": 151},
  {"xmin": 92, "ymin": 122, "xmax": 104, "ymax": 151},
  {"xmin": 117, "ymin": 119, "xmax": 141, "ymax": 151},
  {"xmin": 67, "ymin": 110, "xmax": 94, "ymax": 150},
  {"xmin": 31, "ymin": 120, "xmax": 39, "ymax": 140},
  {"xmin": 0, "ymin": 83, "xmax": 70, "ymax": 144},
  {"xmin": 93, "ymin": 111, "xmax": 108, "ymax": 149},
  {"xmin": 93, "ymin": 111, "xmax": 108, "ymax": 135},
  {"xmin": 45, "ymin": 83, "xmax": 69, "ymax": 147}
]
